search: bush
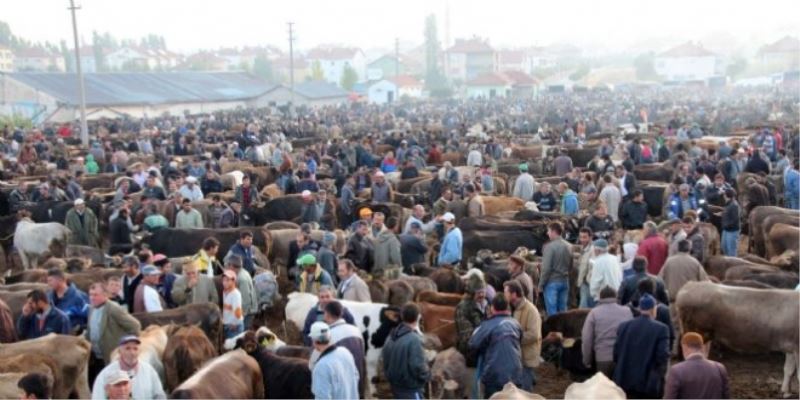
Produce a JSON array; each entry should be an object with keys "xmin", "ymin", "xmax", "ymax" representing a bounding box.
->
[{"xmin": 0, "ymin": 113, "xmax": 33, "ymax": 130}]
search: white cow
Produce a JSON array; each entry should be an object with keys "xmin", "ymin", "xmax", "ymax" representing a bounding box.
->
[
  {"xmin": 13, "ymin": 218, "xmax": 70, "ymax": 270},
  {"xmin": 564, "ymin": 372, "xmax": 626, "ymax": 400}
]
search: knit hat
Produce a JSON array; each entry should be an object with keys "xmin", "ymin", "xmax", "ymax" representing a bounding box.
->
[
  {"xmin": 519, "ymin": 163, "xmax": 529, "ymax": 172},
  {"xmin": 297, "ymin": 253, "xmax": 317, "ymax": 266},
  {"xmin": 464, "ymin": 273, "xmax": 487, "ymax": 295},
  {"xmin": 639, "ymin": 294, "xmax": 656, "ymax": 311}
]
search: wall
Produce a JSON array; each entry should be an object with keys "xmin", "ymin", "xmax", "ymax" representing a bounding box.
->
[
  {"xmin": 466, "ymin": 84, "xmax": 509, "ymax": 99},
  {"xmin": 655, "ymin": 56, "xmax": 717, "ymax": 82},
  {"xmin": 368, "ymin": 80, "xmax": 397, "ymax": 104},
  {"xmin": 398, "ymin": 86, "xmax": 423, "ymax": 99}
]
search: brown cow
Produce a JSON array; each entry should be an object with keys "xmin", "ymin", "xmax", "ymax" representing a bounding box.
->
[
  {"xmin": 676, "ymin": 281, "xmax": 799, "ymax": 397},
  {"xmin": 0, "ymin": 299, "xmax": 16, "ymax": 343},
  {"xmin": 0, "ymin": 334, "xmax": 90, "ymax": 399},
  {"xmin": 749, "ymin": 206, "xmax": 800, "ymax": 257},
  {"xmin": 385, "ymin": 279, "xmax": 415, "ymax": 307},
  {"xmin": 0, "ymin": 354, "xmax": 59, "ymax": 399},
  {"xmin": 0, "ymin": 290, "xmax": 29, "ymax": 322},
  {"xmin": 419, "ymin": 301, "xmax": 457, "ymax": 349},
  {"xmin": 415, "ymin": 290, "xmax": 462, "ymax": 307},
  {"xmin": 171, "ymin": 349, "xmax": 265, "ymax": 399},
  {"xmin": 482, "ymin": 196, "xmax": 525, "ymax": 216},
  {"xmin": 704, "ymin": 256, "xmax": 761, "ymax": 280},
  {"xmin": 429, "ymin": 348, "xmax": 470, "ymax": 399},
  {"xmin": 767, "ymin": 223, "xmax": 800, "ymax": 260},
  {"xmin": 163, "ymin": 325, "xmax": 218, "ymax": 392},
  {"xmin": 134, "ymin": 303, "xmax": 224, "ymax": 353},
  {"xmin": 723, "ymin": 264, "xmax": 780, "ymax": 281}
]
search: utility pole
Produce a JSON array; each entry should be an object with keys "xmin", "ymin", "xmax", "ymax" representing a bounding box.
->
[
  {"xmin": 287, "ymin": 22, "xmax": 295, "ymax": 114},
  {"xmin": 68, "ymin": 0, "xmax": 89, "ymax": 147},
  {"xmin": 394, "ymin": 38, "xmax": 400, "ymax": 78}
]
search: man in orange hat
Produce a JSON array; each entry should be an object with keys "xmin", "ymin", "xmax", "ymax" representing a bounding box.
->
[{"xmin": 664, "ymin": 332, "xmax": 729, "ymax": 399}]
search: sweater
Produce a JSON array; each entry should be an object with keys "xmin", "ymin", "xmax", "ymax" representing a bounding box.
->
[
  {"xmin": 582, "ymin": 298, "xmax": 633, "ymax": 365},
  {"xmin": 539, "ymin": 238, "xmax": 572, "ymax": 289},
  {"xmin": 175, "ymin": 209, "xmax": 204, "ymax": 229}
]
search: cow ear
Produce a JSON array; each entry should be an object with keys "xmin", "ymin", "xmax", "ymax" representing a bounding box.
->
[{"xmin": 443, "ymin": 380, "xmax": 458, "ymax": 391}]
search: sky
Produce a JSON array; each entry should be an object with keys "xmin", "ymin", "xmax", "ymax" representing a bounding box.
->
[{"xmin": 4, "ymin": 0, "xmax": 799, "ymax": 54}]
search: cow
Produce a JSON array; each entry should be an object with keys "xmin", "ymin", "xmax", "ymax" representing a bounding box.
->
[
  {"xmin": 0, "ymin": 298, "xmax": 16, "ymax": 343},
  {"xmin": 564, "ymin": 372, "xmax": 626, "ymax": 400},
  {"xmin": 0, "ymin": 282, "xmax": 48, "ymax": 292},
  {"xmin": 3, "ymin": 269, "xmax": 48, "ymax": 285},
  {"xmin": 767, "ymin": 223, "xmax": 800, "ymax": 260},
  {"xmin": 267, "ymin": 228, "xmax": 347, "ymax": 268},
  {"xmin": 110, "ymin": 324, "xmax": 168, "ymax": 386},
  {"xmin": 482, "ymin": 196, "xmax": 526, "ymax": 216},
  {"xmin": 429, "ymin": 348, "xmax": 470, "ymax": 399},
  {"xmin": 416, "ymin": 290, "xmax": 462, "ymax": 307},
  {"xmin": 163, "ymin": 325, "xmax": 218, "ymax": 392},
  {"xmin": 133, "ymin": 303, "xmax": 224, "ymax": 352},
  {"xmin": 723, "ymin": 264, "xmax": 780, "ymax": 281},
  {"xmin": 633, "ymin": 163, "xmax": 673, "ymax": 183},
  {"xmin": 68, "ymin": 268, "xmax": 125, "ymax": 292},
  {"xmin": 0, "ymin": 334, "xmax": 91, "ymax": 399},
  {"xmin": 13, "ymin": 217, "xmax": 70, "ymax": 270},
  {"xmin": 462, "ymin": 230, "xmax": 547, "ymax": 266},
  {"xmin": 418, "ymin": 301, "xmax": 457, "ymax": 350},
  {"xmin": 236, "ymin": 329, "xmax": 314, "ymax": 399},
  {"xmin": 384, "ymin": 279, "xmax": 415, "ymax": 307},
  {"xmin": 487, "ymin": 382, "xmax": 545, "ymax": 400},
  {"xmin": 141, "ymin": 226, "xmax": 271, "ymax": 259},
  {"xmin": 541, "ymin": 309, "xmax": 593, "ymax": 381},
  {"xmin": 171, "ymin": 349, "xmax": 265, "ymax": 399},
  {"xmin": 0, "ymin": 353, "xmax": 57, "ymax": 400},
  {"xmin": 741, "ymin": 272, "xmax": 800, "ymax": 289},
  {"xmin": 749, "ymin": 206, "xmax": 800, "ymax": 257},
  {"xmin": 429, "ymin": 267, "xmax": 463, "ymax": 293},
  {"xmin": 0, "ymin": 290, "xmax": 30, "ymax": 322}
]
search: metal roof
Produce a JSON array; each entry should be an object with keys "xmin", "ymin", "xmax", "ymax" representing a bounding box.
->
[
  {"xmin": 293, "ymin": 81, "xmax": 349, "ymax": 99},
  {"xmin": 7, "ymin": 72, "xmax": 278, "ymax": 106}
]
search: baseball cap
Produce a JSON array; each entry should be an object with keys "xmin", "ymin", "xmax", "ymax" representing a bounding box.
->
[
  {"xmin": 297, "ymin": 253, "xmax": 317, "ymax": 266},
  {"xmin": 593, "ymin": 239, "xmax": 608, "ymax": 249},
  {"xmin": 223, "ymin": 270, "xmax": 237, "ymax": 281},
  {"xmin": 74, "ymin": 198, "xmax": 85, "ymax": 206},
  {"xmin": 442, "ymin": 212, "xmax": 455, "ymax": 223},
  {"xmin": 106, "ymin": 370, "xmax": 131, "ymax": 386},
  {"xmin": 639, "ymin": 294, "xmax": 656, "ymax": 311},
  {"xmin": 142, "ymin": 265, "xmax": 161, "ymax": 276},
  {"xmin": 519, "ymin": 163, "xmax": 529, "ymax": 172},
  {"xmin": 185, "ymin": 176, "xmax": 198, "ymax": 183},
  {"xmin": 118, "ymin": 335, "xmax": 141, "ymax": 346},
  {"xmin": 309, "ymin": 321, "xmax": 331, "ymax": 342},
  {"xmin": 359, "ymin": 208, "xmax": 373, "ymax": 217}
]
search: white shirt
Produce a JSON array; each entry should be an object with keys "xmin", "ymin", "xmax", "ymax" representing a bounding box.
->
[
  {"xmin": 467, "ymin": 150, "xmax": 483, "ymax": 167},
  {"xmin": 589, "ymin": 253, "xmax": 623, "ymax": 300},
  {"xmin": 402, "ymin": 215, "xmax": 436, "ymax": 235},
  {"xmin": 143, "ymin": 285, "xmax": 163, "ymax": 313},
  {"xmin": 91, "ymin": 360, "xmax": 166, "ymax": 400},
  {"xmin": 599, "ymin": 185, "xmax": 622, "ymax": 222},
  {"xmin": 178, "ymin": 184, "xmax": 204, "ymax": 202},
  {"xmin": 222, "ymin": 289, "xmax": 243, "ymax": 326}
]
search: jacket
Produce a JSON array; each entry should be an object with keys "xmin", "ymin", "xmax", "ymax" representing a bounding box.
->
[
  {"xmin": 613, "ymin": 315, "xmax": 670, "ymax": 397},
  {"xmin": 513, "ymin": 173, "xmax": 535, "ymax": 201},
  {"xmin": 539, "ymin": 237, "xmax": 572, "ymax": 289},
  {"xmin": 200, "ymin": 177, "xmax": 223, "ymax": 195},
  {"xmin": 298, "ymin": 268, "xmax": 334, "ymax": 295},
  {"xmin": 175, "ymin": 209, "xmax": 204, "ymax": 229},
  {"xmin": 109, "ymin": 216, "xmax": 132, "ymax": 250},
  {"xmin": 582, "ymin": 298, "xmax": 633, "ymax": 366},
  {"xmin": 65, "ymin": 208, "xmax": 99, "ymax": 247},
  {"xmin": 437, "ymin": 227, "xmax": 463, "ymax": 266},
  {"xmin": 237, "ymin": 268, "xmax": 259, "ymax": 316},
  {"xmin": 91, "ymin": 360, "xmax": 166, "ymax": 400},
  {"xmin": 560, "ymin": 189, "xmax": 579, "ymax": 215},
  {"xmin": 455, "ymin": 297, "xmax": 486, "ymax": 364},
  {"xmin": 122, "ymin": 274, "xmax": 142, "ymax": 313},
  {"xmin": 636, "ymin": 233, "xmax": 669, "ymax": 275},
  {"xmin": 312, "ymin": 345, "xmax": 360, "ymax": 400},
  {"xmin": 373, "ymin": 230, "xmax": 402, "ymax": 273},
  {"xmin": 84, "ymin": 300, "xmax": 141, "ymax": 362},
  {"xmin": 512, "ymin": 298, "xmax": 542, "ymax": 368},
  {"xmin": 667, "ymin": 193, "xmax": 698, "ymax": 220},
  {"xmin": 316, "ymin": 246, "xmax": 338, "ymax": 284},
  {"xmin": 617, "ymin": 272, "xmax": 670, "ymax": 306},
  {"xmin": 664, "ymin": 353, "xmax": 730, "ymax": 399},
  {"xmin": 171, "ymin": 274, "xmax": 219, "ymax": 306},
  {"xmin": 48, "ymin": 284, "xmax": 89, "ymax": 329},
  {"xmin": 399, "ymin": 233, "xmax": 428, "ymax": 269},
  {"xmin": 345, "ymin": 233, "xmax": 373, "ymax": 272},
  {"xmin": 686, "ymin": 227, "xmax": 706, "ymax": 263},
  {"xmin": 328, "ymin": 320, "xmax": 367, "ymax": 398},
  {"xmin": 620, "ymin": 200, "xmax": 648, "ymax": 229},
  {"xmin": 302, "ymin": 304, "xmax": 355, "ymax": 346},
  {"xmin": 16, "ymin": 306, "xmax": 71, "ymax": 339},
  {"xmin": 658, "ymin": 253, "xmax": 708, "ymax": 302},
  {"xmin": 469, "ymin": 314, "xmax": 523, "ymax": 387},
  {"xmin": 589, "ymin": 253, "xmax": 623, "ymax": 300},
  {"xmin": 721, "ymin": 199, "xmax": 740, "ymax": 231},
  {"xmin": 227, "ymin": 243, "xmax": 258, "ymax": 277},
  {"xmin": 382, "ymin": 324, "xmax": 431, "ymax": 390},
  {"xmin": 577, "ymin": 242, "xmax": 596, "ymax": 287},
  {"xmin": 512, "ymin": 270, "xmax": 535, "ymax": 303}
]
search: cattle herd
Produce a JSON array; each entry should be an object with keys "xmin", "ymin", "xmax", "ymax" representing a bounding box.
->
[{"xmin": 0, "ymin": 84, "xmax": 798, "ymax": 399}]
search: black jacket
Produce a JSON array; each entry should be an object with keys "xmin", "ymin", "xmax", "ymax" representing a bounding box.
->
[
  {"xmin": 620, "ymin": 200, "xmax": 648, "ymax": 230},
  {"xmin": 345, "ymin": 233, "xmax": 373, "ymax": 272},
  {"xmin": 617, "ymin": 272, "xmax": 670, "ymax": 306},
  {"xmin": 381, "ymin": 324, "xmax": 431, "ymax": 390},
  {"xmin": 399, "ymin": 234, "xmax": 428, "ymax": 270},
  {"xmin": 721, "ymin": 199, "xmax": 740, "ymax": 231},
  {"xmin": 109, "ymin": 216, "xmax": 132, "ymax": 247}
]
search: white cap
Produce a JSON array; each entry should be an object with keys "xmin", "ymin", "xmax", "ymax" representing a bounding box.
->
[
  {"xmin": 105, "ymin": 370, "xmax": 131, "ymax": 386},
  {"xmin": 309, "ymin": 321, "xmax": 331, "ymax": 343},
  {"xmin": 301, "ymin": 190, "xmax": 312, "ymax": 198},
  {"xmin": 442, "ymin": 212, "xmax": 455, "ymax": 223},
  {"xmin": 74, "ymin": 198, "xmax": 84, "ymax": 206},
  {"xmin": 186, "ymin": 176, "xmax": 198, "ymax": 183}
]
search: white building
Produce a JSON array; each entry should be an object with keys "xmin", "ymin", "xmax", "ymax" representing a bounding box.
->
[
  {"xmin": 655, "ymin": 42, "xmax": 719, "ymax": 83},
  {"xmin": 390, "ymin": 75, "xmax": 423, "ymax": 99},
  {"xmin": 445, "ymin": 38, "xmax": 497, "ymax": 83},
  {"xmin": 106, "ymin": 47, "xmax": 149, "ymax": 70},
  {"xmin": 367, "ymin": 80, "xmax": 397, "ymax": 104},
  {"xmin": 757, "ymin": 36, "xmax": 800, "ymax": 71},
  {"xmin": 306, "ymin": 46, "xmax": 366, "ymax": 86},
  {"xmin": 14, "ymin": 47, "xmax": 65, "ymax": 72},
  {"xmin": 0, "ymin": 46, "xmax": 15, "ymax": 72},
  {"xmin": 523, "ymin": 47, "xmax": 557, "ymax": 72}
]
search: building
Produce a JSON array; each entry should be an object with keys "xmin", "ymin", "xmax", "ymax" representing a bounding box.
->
[
  {"xmin": 757, "ymin": 36, "xmax": 800, "ymax": 71},
  {"xmin": 497, "ymin": 50, "xmax": 526, "ymax": 72},
  {"xmin": 273, "ymin": 56, "xmax": 310, "ymax": 84},
  {"xmin": 366, "ymin": 55, "xmax": 419, "ymax": 80},
  {"xmin": 390, "ymin": 75, "xmax": 423, "ymax": 99},
  {"xmin": 289, "ymin": 81, "xmax": 349, "ymax": 107},
  {"xmin": 523, "ymin": 46, "xmax": 557, "ymax": 72},
  {"xmin": 465, "ymin": 70, "xmax": 537, "ymax": 99},
  {"xmin": 655, "ymin": 42, "xmax": 719, "ymax": 83},
  {"xmin": 106, "ymin": 47, "xmax": 151, "ymax": 70},
  {"xmin": 445, "ymin": 38, "xmax": 497, "ymax": 83},
  {"xmin": 13, "ymin": 47, "xmax": 65, "ymax": 72},
  {"xmin": 0, "ymin": 46, "xmax": 16, "ymax": 72},
  {"xmin": 367, "ymin": 80, "xmax": 397, "ymax": 104},
  {"xmin": 305, "ymin": 46, "xmax": 366, "ymax": 86}
]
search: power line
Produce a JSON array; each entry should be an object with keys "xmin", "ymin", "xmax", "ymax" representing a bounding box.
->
[{"xmin": 68, "ymin": 0, "xmax": 89, "ymax": 147}]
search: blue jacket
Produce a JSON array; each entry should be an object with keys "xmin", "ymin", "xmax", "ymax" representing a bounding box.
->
[
  {"xmin": 560, "ymin": 190, "xmax": 579, "ymax": 215},
  {"xmin": 382, "ymin": 324, "xmax": 431, "ymax": 390},
  {"xmin": 667, "ymin": 193, "xmax": 698, "ymax": 220},
  {"xmin": 613, "ymin": 315, "xmax": 670, "ymax": 397},
  {"xmin": 469, "ymin": 313, "xmax": 523, "ymax": 388},
  {"xmin": 48, "ymin": 284, "xmax": 89, "ymax": 329},
  {"xmin": 17, "ymin": 306, "xmax": 72, "ymax": 339},
  {"xmin": 227, "ymin": 243, "xmax": 257, "ymax": 276},
  {"xmin": 785, "ymin": 169, "xmax": 799, "ymax": 199},
  {"xmin": 302, "ymin": 303, "xmax": 355, "ymax": 346},
  {"xmin": 437, "ymin": 227, "xmax": 463, "ymax": 266}
]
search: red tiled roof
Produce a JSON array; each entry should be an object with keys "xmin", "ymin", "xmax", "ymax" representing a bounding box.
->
[
  {"xmin": 307, "ymin": 47, "xmax": 360, "ymax": 60},
  {"xmin": 759, "ymin": 36, "xmax": 800, "ymax": 55},
  {"xmin": 659, "ymin": 42, "xmax": 714, "ymax": 58},
  {"xmin": 447, "ymin": 38, "xmax": 494, "ymax": 54},
  {"xmin": 502, "ymin": 70, "xmax": 538, "ymax": 85},
  {"xmin": 388, "ymin": 75, "xmax": 422, "ymax": 88}
]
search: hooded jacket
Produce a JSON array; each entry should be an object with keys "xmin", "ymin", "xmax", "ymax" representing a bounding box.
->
[
  {"xmin": 468, "ymin": 313, "xmax": 523, "ymax": 388},
  {"xmin": 373, "ymin": 230, "xmax": 402, "ymax": 273},
  {"xmin": 382, "ymin": 324, "xmax": 431, "ymax": 390}
]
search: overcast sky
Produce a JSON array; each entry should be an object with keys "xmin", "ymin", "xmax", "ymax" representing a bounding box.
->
[{"xmin": 5, "ymin": 0, "xmax": 799, "ymax": 54}]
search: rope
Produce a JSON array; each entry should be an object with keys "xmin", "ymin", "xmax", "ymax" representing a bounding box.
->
[{"xmin": 0, "ymin": 232, "xmax": 14, "ymax": 242}]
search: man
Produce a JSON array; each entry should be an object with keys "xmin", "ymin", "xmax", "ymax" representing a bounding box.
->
[
  {"xmin": 132, "ymin": 266, "xmax": 165, "ymax": 313},
  {"xmin": 667, "ymin": 183, "xmax": 699, "ymax": 220},
  {"xmin": 618, "ymin": 257, "xmax": 670, "ymax": 306},
  {"xmin": 620, "ymin": 190, "xmax": 648, "ymax": 230},
  {"xmin": 309, "ymin": 321, "xmax": 360, "ymax": 400},
  {"xmin": 207, "ymin": 195, "xmax": 234, "ymax": 229},
  {"xmin": 508, "ymin": 255, "xmax": 534, "ymax": 303},
  {"xmin": 469, "ymin": 296, "xmax": 523, "ymax": 398},
  {"xmin": 636, "ymin": 221, "xmax": 669, "ymax": 275},
  {"xmin": 178, "ymin": 176, "xmax": 203, "ymax": 202},
  {"xmin": 17, "ymin": 372, "xmax": 51, "ymax": 400},
  {"xmin": 370, "ymin": 211, "xmax": 388, "ymax": 240},
  {"xmin": 345, "ymin": 220, "xmax": 373, "ymax": 272},
  {"xmin": 302, "ymin": 285, "xmax": 355, "ymax": 346},
  {"xmin": 784, "ymin": 159, "xmax": 799, "ymax": 210},
  {"xmin": 720, "ymin": 189, "xmax": 740, "ymax": 256},
  {"xmin": 224, "ymin": 254, "xmax": 258, "ymax": 328},
  {"xmin": 175, "ymin": 198, "xmax": 204, "ymax": 229},
  {"xmin": 455, "ymin": 274, "xmax": 488, "ymax": 367},
  {"xmin": 226, "ymin": 231, "xmax": 259, "ymax": 276},
  {"xmin": 120, "ymin": 256, "xmax": 141, "ymax": 313},
  {"xmin": 465, "ymin": 184, "xmax": 485, "ymax": 217},
  {"xmin": 141, "ymin": 174, "xmax": 166, "ymax": 201},
  {"xmin": 584, "ymin": 204, "xmax": 615, "ymax": 240},
  {"xmin": 171, "ymin": 260, "xmax": 219, "ymax": 306},
  {"xmin": 193, "ymin": 237, "xmax": 220, "ymax": 277},
  {"xmin": 371, "ymin": 171, "xmax": 393, "ymax": 203},
  {"xmin": 599, "ymin": 175, "xmax": 622, "ymax": 222},
  {"xmin": 667, "ymin": 218, "xmax": 688, "ymax": 256},
  {"xmin": 339, "ymin": 175, "xmax": 357, "ymax": 228},
  {"xmin": 616, "ymin": 165, "xmax": 636, "ymax": 200},
  {"xmin": 17, "ymin": 289, "xmax": 71, "ymax": 339},
  {"xmin": 65, "ymin": 198, "xmax": 99, "ymax": 247},
  {"xmin": 582, "ymin": 286, "xmax": 633, "ymax": 378},
  {"xmin": 288, "ymin": 226, "xmax": 321, "ymax": 273},
  {"xmin": 664, "ymin": 333, "xmax": 730, "ymax": 399},
  {"xmin": 374, "ymin": 217, "xmax": 403, "ymax": 274},
  {"xmin": 382, "ymin": 303, "xmax": 431, "ymax": 400},
  {"xmin": 682, "ymin": 216, "xmax": 706, "ymax": 263},
  {"xmin": 316, "ymin": 232, "xmax": 339, "ymax": 285},
  {"xmin": 399, "ymin": 222, "xmax": 429, "ymax": 272},
  {"xmin": 321, "ymin": 301, "xmax": 367, "ymax": 398},
  {"xmin": 437, "ymin": 212, "xmax": 463, "ymax": 267},
  {"xmin": 298, "ymin": 254, "xmax": 334, "ymax": 295},
  {"xmin": 403, "ymin": 205, "xmax": 435, "ymax": 235},
  {"xmin": 298, "ymin": 190, "xmax": 321, "ymax": 226},
  {"xmin": 613, "ymin": 294, "xmax": 670, "ymax": 399},
  {"xmin": 539, "ymin": 222, "xmax": 572, "ymax": 316},
  {"xmin": 85, "ymin": 282, "xmax": 141, "ymax": 386},
  {"xmin": 91, "ymin": 335, "xmax": 166, "ymax": 400},
  {"xmin": 46, "ymin": 268, "xmax": 89, "ymax": 330},
  {"xmin": 337, "ymin": 259, "xmax": 371, "ymax": 302},
  {"xmin": 504, "ymin": 280, "xmax": 542, "ymax": 391},
  {"xmin": 234, "ymin": 174, "xmax": 260, "ymax": 214},
  {"xmin": 512, "ymin": 163, "xmax": 535, "ymax": 202},
  {"xmin": 659, "ymin": 239, "xmax": 708, "ymax": 350},
  {"xmin": 589, "ymin": 239, "xmax": 623, "ymax": 303},
  {"xmin": 576, "ymin": 227, "xmax": 596, "ymax": 308},
  {"xmin": 558, "ymin": 182, "xmax": 579, "ymax": 216},
  {"xmin": 221, "ymin": 269, "xmax": 244, "ymax": 339},
  {"xmin": 101, "ymin": 371, "xmax": 132, "ymax": 400},
  {"xmin": 554, "ymin": 150, "xmax": 574, "ymax": 177},
  {"xmin": 532, "ymin": 182, "xmax": 557, "ymax": 212}
]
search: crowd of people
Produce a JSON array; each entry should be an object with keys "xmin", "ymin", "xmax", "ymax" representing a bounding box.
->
[{"xmin": 3, "ymin": 84, "xmax": 799, "ymax": 399}]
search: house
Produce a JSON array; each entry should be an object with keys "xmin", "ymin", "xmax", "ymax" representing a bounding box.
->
[
  {"xmin": 465, "ymin": 70, "xmax": 538, "ymax": 99},
  {"xmin": 13, "ymin": 47, "xmax": 65, "ymax": 72},
  {"xmin": 523, "ymin": 46, "xmax": 557, "ymax": 72},
  {"xmin": 176, "ymin": 52, "xmax": 228, "ymax": 71},
  {"xmin": 497, "ymin": 50, "xmax": 526, "ymax": 72},
  {"xmin": 366, "ymin": 55, "xmax": 419, "ymax": 80},
  {"xmin": 445, "ymin": 37, "xmax": 497, "ymax": 83},
  {"xmin": 367, "ymin": 80, "xmax": 396, "ymax": 104},
  {"xmin": 757, "ymin": 36, "xmax": 800, "ymax": 71},
  {"xmin": 67, "ymin": 46, "xmax": 99, "ymax": 73},
  {"xmin": 106, "ymin": 47, "xmax": 150, "ymax": 70},
  {"xmin": 305, "ymin": 46, "xmax": 366, "ymax": 86},
  {"xmin": 290, "ymin": 81, "xmax": 349, "ymax": 106},
  {"xmin": 654, "ymin": 42, "xmax": 719, "ymax": 83},
  {"xmin": 390, "ymin": 75, "xmax": 423, "ymax": 99},
  {"xmin": 273, "ymin": 56, "xmax": 310, "ymax": 84}
]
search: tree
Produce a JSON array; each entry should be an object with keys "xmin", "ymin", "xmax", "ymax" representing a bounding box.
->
[
  {"xmin": 311, "ymin": 60, "xmax": 324, "ymax": 81},
  {"xmin": 569, "ymin": 64, "xmax": 590, "ymax": 81},
  {"xmin": 253, "ymin": 55, "xmax": 274, "ymax": 81},
  {"xmin": 60, "ymin": 40, "xmax": 74, "ymax": 72},
  {"xmin": 726, "ymin": 56, "xmax": 748, "ymax": 79},
  {"xmin": 92, "ymin": 31, "xmax": 108, "ymax": 71},
  {"xmin": 423, "ymin": 14, "xmax": 451, "ymax": 97},
  {"xmin": 634, "ymin": 52, "xmax": 659, "ymax": 81},
  {"xmin": 340, "ymin": 64, "xmax": 358, "ymax": 90}
]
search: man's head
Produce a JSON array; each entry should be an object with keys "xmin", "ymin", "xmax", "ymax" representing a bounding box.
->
[
  {"xmin": 599, "ymin": 286, "xmax": 617, "ymax": 300},
  {"xmin": 593, "ymin": 239, "xmax": 608, "ymax": 255},
  {"xmin": 141, "ymin": 265, "xmax": 161, "ymax": 285},
  {"xmin": 181, "ymin": 198, "xmax": 192, "ymax": 212},
  {"xmin": 508, "ymin": 255, "xmax": 525, "ymax": 274},
  {"xmin": 631, "ymin": 189, "xmax": 643, "ymax": 203},
  {"xmin": 45, "ymin": 268, "xmax": 67, "ymax": 292},
  {"xmin": 372, "ymin": 212, "xmax": 385, "ymax": 228},
  {"xmin": 309, "ymin": 321, "xmax": 331, "ymax": 350},
  {"xmin": 355, "ymin": 220, "xmax": 369, "ymax": 236},
  {"xmin": 644, "ymin": 221, "xmax": 658, "ymax": 236},
  {"xmin": 26, "ymin": 289, "xmax": 49, "ymax": 313},
  {"xmin": 442, "ymin": 188, "xmax": 453, "ymax": 201},
  {"xmin": 557, "ymin": 182, "xmax": 569, "ymax": 195},
  {"xmin": 632, "ymin": 256, "xmax": 648, "ymax": 273},
  {"xmin": 724, "ymin": 188, "xmax": 736, "ymax": 202},
  {"xmin": 222, "ymin": 270, "xmax": 237, "ymax": 291},
  {"xmin": 413, "ymin": 204, "xmax": 425, "ymax": 219},
  {"xmin": 17, "ymin": 372, "xmax": 51, "ymax": 400},
  {"xmin": 185, "ymin": 176, "xmax": 197, "ymax": 187},
  {"xmin": 298, "ymin": 253, "xmax": 318, "ymax": 275},
  {"xmin": 442, "ymin": 212, "xmax": 456, "ymax": 228},
  {"xmin": 594, "ymin": 204, "xmax": 608, "ymax": 218},
  {"xmin": 490, "ymin": 294, "xmax": 510, "ymax": 315},
  {"xmin": 301, "ymin": 190, "xmax": 313, "ymax": 203},
  {"xmin": 679, "ymin": 183, "xmax": 690, "ymax": 198},
  {"xmin": 681, "ymin": 216, "xmax": 695, "ymax": 232},
  {"xmin": 239, "ymin": 231, "xmax": 253, "ymax": 247},
  {"xmin": 503, "ymin": 280, "xmax": 525, "ymax": 305},
  {"xmin": 224, "ymin": 254, "xmax": 243, "ymax": 270},
  {"xmin": 322, "ymin": 300, "xmax": 344, "ymax": 325},
  {"xmin": 578, "ymin": 227, "xmax": 593, "ymax": 246},
  {"xmin": 401, "ymin": 302, "xmax": 421, "ymax": 326},
  {"xmin": 465, "ymin": 184, "xmax": 476, "ymax": 197},
  {"xmin": 680, "ymin": 332, "xmax": 706, "ymax": 358},
  {"xmin": 318, "ymin": 285, "xmax": 335, "ymax": 306},
  {"xmin": 638, "ymin": 294, "xmax": 657, "ymax": 318},
  {"xmin": 385, "ymin": 216, "xmax": 399, "ymax": 233},
  {"xmin": 106, "ymin": 276, "xmax": 122, "ymax": 296},
  {"xmin": 89, "ymin": 282, "xmax": 109, "ymax": 308},
  {"xmin": 677, "ymin": 239, "xmax": 691, "ymax": 254},
  {"xmin": 117, "ymin": 335, "xmax": 141, "ymax": 366},
  {"xmin": 74, "ymin": 198, "xmax": 86, "ymax": 212},
  {"xmin": 547, "ymin": 222, "xmax": 563, "ymax": 240},
  {"xmin": 615, "ymin": 165, "xmax": 626, "ymax": 177},
  {"xmin": 202, "ymin": 237, "xmax": 220, "ymax": 256},
  {"xmin": 669, "ymin": 218, "xmax": 682, "ymax": 233},
  {"xmin": 337, "ymin": 259, "xmax": 356, "ymax": 281}
]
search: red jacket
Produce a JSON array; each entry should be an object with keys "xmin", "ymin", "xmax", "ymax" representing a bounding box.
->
[{"xmin": 636, "ymin": 233, "xmax": 669, "ymax": 275}]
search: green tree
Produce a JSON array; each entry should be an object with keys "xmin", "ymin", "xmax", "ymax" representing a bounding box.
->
[
  {"xmin": 340, "ymin": 64, "xmax": 358, "ymax": 90},
  {"xmin": 60, "ymin": 40, "xmax": 74, "ymax": 72},
  {"xmin": 633, "ymin": 52, "xmax": 658, "ymax": 81},
  {"xmin": 726, "ymin": 56, "xmax": 748, "ymax": 79},
  {"xmin": 92, "ymin": 31, "xmax": 108, "ymax": 71},
  {"xmin": 253, "ymin": 55, "xmax": 274, "ymax": 81},
  {"xmin": 311, "ymin": 60, "xmax": 324, "ymax": 81},
  {"xmin": 423, "ymin": 14, "xmax": 451, "ymax": 97},
  {"xmin": 569, "ymin": 64, "xmax": 591, "ymax": 81},
  {"xmin": 121, "ymin": 59, "xmax": 150, "ymax": 72}
]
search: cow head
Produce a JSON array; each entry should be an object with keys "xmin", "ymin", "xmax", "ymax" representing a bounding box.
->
[
  {"xmin": 234, "ymin": 330, "xmax": 260, "ymax": 353},
  {"xmin": 429, "ymin": 373, "xmax": 459, "ymax": 400},
  {"xmin": 370, "ymin": 307, "xmax": 401, "ymax": 349}
]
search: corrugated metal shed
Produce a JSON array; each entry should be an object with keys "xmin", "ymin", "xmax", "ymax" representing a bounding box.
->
[
  {"xmin": 8, "ymin": 72, "xmax": 278, "ymax": 106},
  {"xmin": 293, "ymin": 81, "xmax": 348, "ymax": 99}
]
